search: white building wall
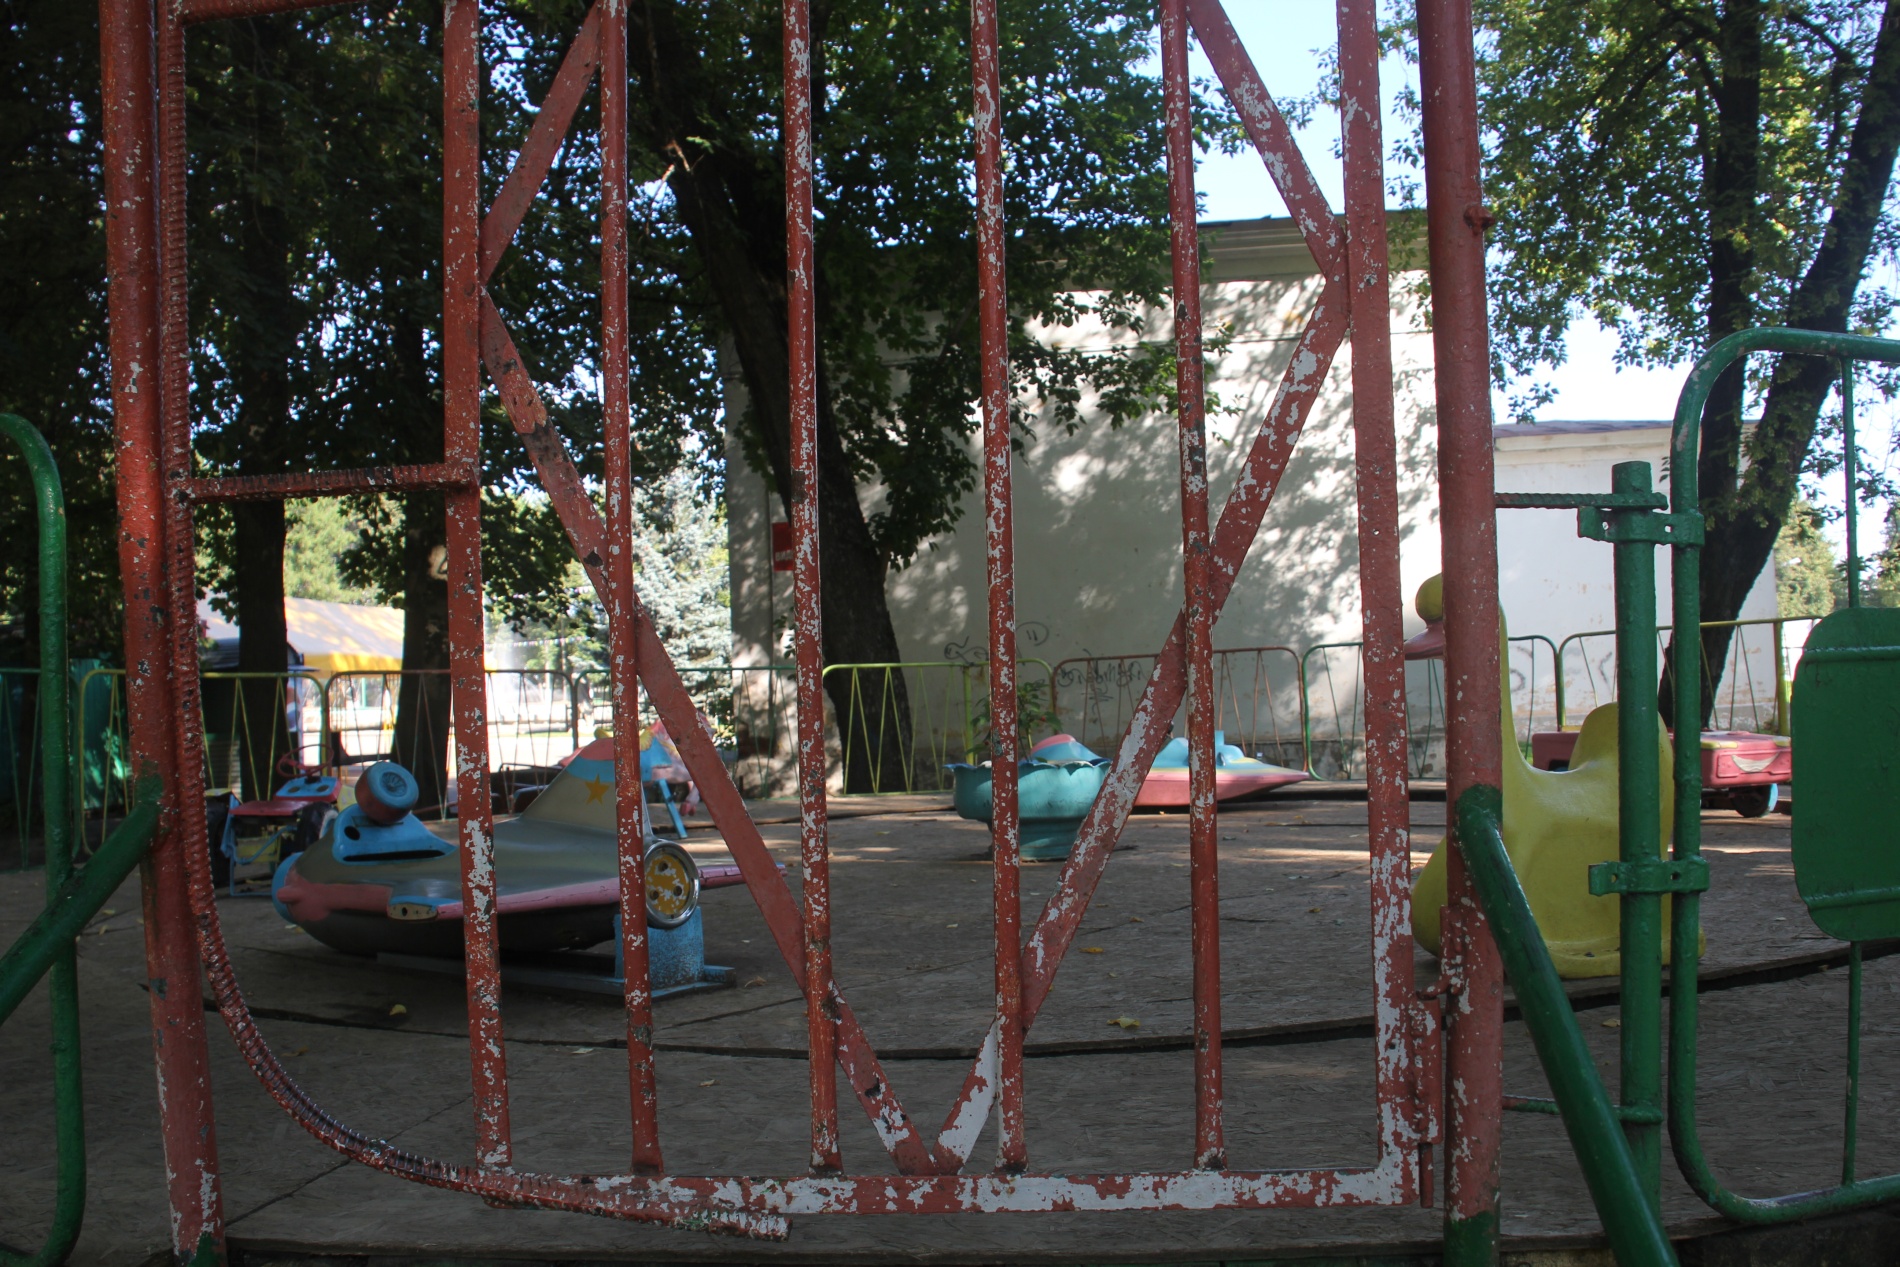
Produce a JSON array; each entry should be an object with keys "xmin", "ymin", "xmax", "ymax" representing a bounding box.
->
[
  {"xmin": 1492, "ymin": 420, "xmax": 1781, "ymax": 732},
  {"xmin": 728, "ymin": 219, "xmax": 1440, "ymax": 667},
  {"xmin": 722, "ymin": 219, "xmax": 1787, "ymax": 784}
]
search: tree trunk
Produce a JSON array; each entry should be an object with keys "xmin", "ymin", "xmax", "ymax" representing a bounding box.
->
[
  {"xmin": 232, "ymin": 502, "xmax": 292, "ymax": 801},
  {"xmin": 630, "ymin": 0, "xmax": 912, "ymax": 793},
  {"xmin": 393, "ymin": 490, "xmax": 453, "ymax": 814},
  {"xmin": 221, "ymin": 25, "xmax": 299, "ymax": 802},
  {"xmin": 1663, "ymin": 0, "xmax": 1900, "ymax": 725}
]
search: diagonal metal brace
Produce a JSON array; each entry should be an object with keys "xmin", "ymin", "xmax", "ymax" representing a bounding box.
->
[
  {"xmin": 1577, "ymin": 506, "xmax": 1705, "ymax": 546},
  {"xmin": 1588, "ymin": 857, "xmax": 1710, "ymax": 897}
]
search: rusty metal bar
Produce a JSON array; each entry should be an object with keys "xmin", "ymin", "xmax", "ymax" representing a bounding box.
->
[
  {"xmin": 443, "ymin": 0, "xmax": 512, "ymax": 1171},
  {"xmin": 1160, "ymin": 0, "xmax": 1225, "ymax": 1172},
  {"xmin": 935, "ymin": 283, "xmax": 1350, "ymax": 1165},
  {"xmin": 1014, "ymin": 295, "xmax": 1345, "ymax": 1015},
  {"xmin": 476, "ymin": 357, "xmax": 938, "ymax": 1171},
  {"xmin": 1336, "ymin": 0, "xmax": 1425, "ymax": 1192},
  {"xmin": 968, "ymin": 0, "xmax": 1025, "ymax": 1174},
  {"xmin": 181, "ymin": 0, "xmax": 357, "ymax": 25},
  {"xmin": 99, "ymin": 1, "xmax": 228, "ymax": 1258},
  {"xmin": 100, "ymin": 0, "xmax": 1460, "ymax": 1222},
  {"xmin": 597, "ymin": 0, "xmax": 663, "ymax": 1174},
  {"xmin": 481, "ymin": 3, "xmax": 602, "ymax": 284},
  {"xmin": 1417, "ymin": 0, "xmax": 1505, "ymax": 1254},
  {"xmin": 782, "ymin": 0, "xmax": 842, "ymax": 1175},
  {"xmin": 159, "ymin": 6, "xmax": 236, "ymax": 1253},
  {"xmin": 182, "ymin": 462, "xmax": 478, "ymax": 502},
  {"xmin": 1185, "ymin": 0, "xmax": 1343, "ymax": 284}
]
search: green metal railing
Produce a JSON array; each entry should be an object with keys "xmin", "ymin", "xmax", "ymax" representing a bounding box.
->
[
  {"xmin": 1471, "ymin": 328, "xmax": 1900, "ymax": 1267},
  {"xmin": 820, "ymin": 659, "xmax": 1056, "ymax": 794},
  {"xmin": 1664, "ymin": 329, "xmax": 1900, "ymax": 1225},
  {"xmin": 577, "ymin": 663, "xmax": 798, "ymax": 798},
  {"xmin": 1052, "ymin": 645, "xmax": 1306, "ymax": 769},
  {"xmin": 1554, "ymin": 615, "xmax": 1818, "ymax": 734},
  {"xmin": 0, "ymin": 414, "xmax": 160, "ymax": 1267},
  {"xmin": 1298, "ymin": 635, "xmax": 1559, "ymax": 779},
  {"xmin": 2, "ymin": 665, "xmax": 49, "ymax": 870}
]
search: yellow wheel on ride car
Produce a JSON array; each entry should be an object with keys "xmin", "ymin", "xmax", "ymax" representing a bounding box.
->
[{"xmin": 644, "ymin": 840, "xmax": 700, "ymax": 929}]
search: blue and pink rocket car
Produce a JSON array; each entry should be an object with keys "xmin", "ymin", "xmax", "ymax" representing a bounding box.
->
[{"xmin": 271, "ymin": 736, "xmax": 745, "ymax": 959}]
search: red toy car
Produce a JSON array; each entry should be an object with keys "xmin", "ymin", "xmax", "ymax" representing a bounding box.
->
[{"xmin": 1529, "ymin": 728, "xmax": 1789, "ymax": 817}]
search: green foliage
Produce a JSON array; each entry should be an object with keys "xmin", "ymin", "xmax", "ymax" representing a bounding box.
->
[
  {"xmin": 971, "ymin": 676, "xmax": 1061, "ymax": 760},
  {"xmin": 499, "ymin": 471, "xmax": 731, "ymax": 673},
  {"xmin": 5, "ymin": 0, "xmax": 1230, "ymax": 678},
  {"xmin": 181, "ymin": 4, "xmax": 728, "ymax": 640},
  {"xmin": 1376, "ymin": 0, "xmax": 1896, "ymax": 412},
  {"xmin": 284, "ymin": 501, "xmax": 377, "ymax": 605},
  {"xmin": 807, "ymin": 0, "xmax": 1231, "ymax": 566},
  {"xmin": 0, "ymin": 2, "xmax": 121, "ymax": 660},
  {"xmin": 1866, "ymin": 502, "xmax": 1900, "ymax": 608},
  {"xmin": 1774, "ymin": 499, "xmax": 1844, "ymax": 617},
  {"xmin": 617, "ymin": 0, "xmax": 1237, "ymax": 570}
]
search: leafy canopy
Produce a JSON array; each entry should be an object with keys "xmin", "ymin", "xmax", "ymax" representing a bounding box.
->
[{"xmin": 1374, "ymin": 0, "xmax": 1896, "ymax": 412}]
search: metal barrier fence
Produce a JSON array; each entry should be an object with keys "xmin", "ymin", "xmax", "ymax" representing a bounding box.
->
[
  {"xmin": 1301, "ymin": 636, "xmax": 1562, "ymax": 780},
  {"xmin": 1555, "ymin": 616, "xmax": 1818, "ymax": 734},
  {"xmin": 1, "ymin": 666, "xmax": 48, "ymax": 869},
  {"xmin": 73, "ymin": 667, "xmax": 332, "ymax": 838},
  {"xmin": 577, "ymin": 664, "xmax": 797, "ymax": 799},
  {"xmin": 7, "ymin": 616, "xmax": 1802, "ymax": 861},
  {"xmin": 328, "ymin": 668, "xmax": 580, "ymax": 813},
  {"xmin": 1055, "ymin": 637, "xmax": 1560, "ymax": 781},
  {"xmin": 1464, "ymin": 328, "xmax": 1900, "ymax": 1266},
  {"xmin": 1055, "ymin": 646, "xmax": 1305, "ymax": 768},
  {"xmin": 818, "ymin": 659, "xmax": 1057, "ymax": 795}
]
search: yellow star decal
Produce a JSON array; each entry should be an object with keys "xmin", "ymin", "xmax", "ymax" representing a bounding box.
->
[{"xmin": 583, "ymin": 774, "xmax": 610, "ymax": 804}]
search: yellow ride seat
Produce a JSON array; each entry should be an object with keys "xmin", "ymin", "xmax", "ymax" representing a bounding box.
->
[{"xmin": 1407, "ymin": 576, "xmax": 1689, "ymax": 979}]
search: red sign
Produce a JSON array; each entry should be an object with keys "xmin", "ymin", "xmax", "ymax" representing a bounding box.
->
[{"xmin": 770, "ymin": 521, "xmax": 793, "ymax": 572}]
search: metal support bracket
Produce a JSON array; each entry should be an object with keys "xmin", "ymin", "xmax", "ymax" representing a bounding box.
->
[
  {"xmin": 1577, "ymin": 507, "xmax": 1705, "ymax": 547},
  {"xmin": 1588, "ymin": 858, "xmax": 1710, "ymax": 897},
  {"xmin": 1494, "ymin": 491, "xmax": 1666, "ymax": 511}
]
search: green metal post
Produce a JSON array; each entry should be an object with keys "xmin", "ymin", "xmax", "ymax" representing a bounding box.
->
[
  {"xmin": 0, "ymin": 413, "xmax": 80, "ymax": 1267},
  {"xmin": 962, "ymin": 665, "xmax": 976, "ymax": 764},
  {"xmin": 1455, "ymin": 785, "xmax": 1678, "ymax": 1267},
  {"xmin": 1609, "ymin": 461, "xmax": 1665, "ymax": 1205},
  {"xmin": 1842, "ymin": 941, "xmax": 1861, "ymax": 1186},
  {"xmin": 1763, "ymin": 623, "xmax": 1778, "ymax": 737},
  {"xmin": 1842, "ymin": 363, "xmax": 1859, "ymax": 607}
]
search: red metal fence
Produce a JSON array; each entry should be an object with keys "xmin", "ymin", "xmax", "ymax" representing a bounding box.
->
[{"xmin": 97, "ymin": 0, "xmax": 1503, "ymax": 1253}]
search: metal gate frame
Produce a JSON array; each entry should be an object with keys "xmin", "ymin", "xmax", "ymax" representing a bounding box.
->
[{"xmin": 97, "ymin": 0, "xmax": 1509, "ymax": 1258}]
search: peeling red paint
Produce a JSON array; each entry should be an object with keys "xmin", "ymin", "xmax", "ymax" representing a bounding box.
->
[
  {"xmin": 1416, "ymin": 0, "xmax": 1506, "ymax": 1238},
  {"xmin": 967, "ymin": 0, "xmax": 1027, "ymax": 1176},
  {"xmin": 782, "ymin": 0, "xmax": 843, "ymax": 1176},
  {"xmin": 1160, "ymin": 0, "xmax": 1226, "ymax": 1171},
  {"xmin": 101, "ymin": 0, "xmax": 1491, "ymax": 1234}
]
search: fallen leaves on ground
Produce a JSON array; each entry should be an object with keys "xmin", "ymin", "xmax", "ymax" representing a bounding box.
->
[
  {"xmin": 1082, "ymin": 947, "xmax": 1104, "ymax": 954},
  {"xmin": 1108, "ymin": 1016, "xmax": 1141, "ymax": 1030},
  {"xmin": 387, "ymin": 1003, "xmax": 408, "ymax": 1017}
]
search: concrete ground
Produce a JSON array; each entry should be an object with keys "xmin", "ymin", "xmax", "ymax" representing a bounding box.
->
[{"xmin": 1, "ymin": 794, "xmax": 1895, "ymax": 1264}]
